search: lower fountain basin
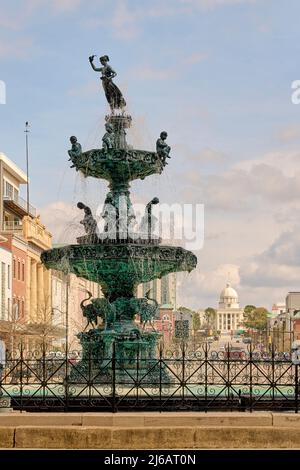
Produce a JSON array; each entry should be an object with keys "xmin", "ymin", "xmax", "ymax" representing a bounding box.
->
[{"xmin": 41, "ymin": 243, "xmax": 197, "ymax": 299}]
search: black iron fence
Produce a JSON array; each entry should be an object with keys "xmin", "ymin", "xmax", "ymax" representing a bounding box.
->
[{"xmin": 0, "ymin": 343, "xmax": 299, "ymax": 413}]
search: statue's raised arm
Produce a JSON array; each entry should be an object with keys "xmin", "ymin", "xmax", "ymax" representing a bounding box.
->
[
  {"xmin": 89, "ymin": 54, "xmax": 126, "ymax": 113},
  {"xmin": 89, "ymin": 55, "xmax": 101, "ymax": 72}
]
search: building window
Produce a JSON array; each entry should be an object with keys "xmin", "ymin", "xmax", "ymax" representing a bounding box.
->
[
  {"xmin": 17, "ymin": 261, "xmax": 21, "ymax": 281},
  {"xmin": 7, "ymin": 298, "xmax": 10, "ymax": 319},
  {"xmin": 12, "ymin": 297, "xmax": 17, "ymax": 320},
  {"xmin": 5, "ymin": 181, "xmax": 13, "ymax": 199},
  {"xmin": 13, "ymin": 258, "xmax": 16, "ymax": 279},
  {"xmin": 21, "ymin": 299, "xmax": 25, "ymax": 318},
  {"xmin": 7, "ymin": 265, "xmax": 10, "ymax": 289},
  {"xmin": 22, "ymin": 262, "xmax": 25, "ymax": 282},
  {"xmin": 13, "ymin": 187, "xmax": 19, "ymax": 202}
]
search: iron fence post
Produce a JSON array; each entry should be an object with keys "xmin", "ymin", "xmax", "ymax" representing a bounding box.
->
[
  {"xmin": 205, "ymin": 342, "xmax": 208, "ymax": 412},
  {"xmin": 20, "ymin": 342, "xmax": 23, "ymax": 410},
  {"xmin": 136, "ymin": 342, "xmax": 139, "ymax": 405},
  {"xmin": 182, "ymin": 341, "xmax": 185, "ymax": 405},
  {"xmin": 295, "ymin": 363, "xmax": 299, "ymax": 414},
  {"xmin": 88, "ymin": 346, "xmax": 92, "ymax": 405},
  {"xmin": 112, "ymin": 341, "xmax": 116, "ymax": 413},
  {"xmin": 227, "ymin": 342, "xmax": 230, "ymax": 408},
  {"xmin": 159, "ymin": 343, "xmax": 163, "ymax": 412},
  {"xmin": 271, "ymin": 342, "xmax": 275, "ymax": 407},
  {"xmin": 249, "ymin": 342, "xmax": 253, "ymax": 412},
  {"xmin": 42, "ymin": 343, "xmax": 46, "ymax": 407}
]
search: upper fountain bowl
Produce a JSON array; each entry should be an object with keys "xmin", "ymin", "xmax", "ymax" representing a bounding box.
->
[{"xmin": 69, "ymin": 148, "xmax": 164, "ymax": 185}]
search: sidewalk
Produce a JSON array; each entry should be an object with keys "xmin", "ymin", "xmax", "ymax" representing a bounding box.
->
[{"xmin": 0, "ymin": 412, "xmax": 300, "ymax": 449}]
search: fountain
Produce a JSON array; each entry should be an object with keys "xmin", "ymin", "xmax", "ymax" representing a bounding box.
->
[{"xmin": 41, "ymin": 54, "xmax": 197, "ymax": 383}]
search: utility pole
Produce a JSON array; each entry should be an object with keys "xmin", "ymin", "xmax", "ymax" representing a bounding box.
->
[{"xmin": 25, "ymin": 122, "xmax": 30, "ymax": 215}]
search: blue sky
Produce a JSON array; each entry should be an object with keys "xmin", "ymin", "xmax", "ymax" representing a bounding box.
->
[{"xmin": 1, "ymin": 0, "xmax": 300, "ymax": 309}]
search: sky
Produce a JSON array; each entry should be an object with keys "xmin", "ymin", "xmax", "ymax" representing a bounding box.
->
[{"xmin": 1, "ymin": 0, "xmax": 300, "ymax": 310}]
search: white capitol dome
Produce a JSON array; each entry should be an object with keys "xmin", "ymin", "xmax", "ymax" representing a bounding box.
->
[{"xmin": 219, "ymin": 282, "xmax": 239, "ymax": 309}]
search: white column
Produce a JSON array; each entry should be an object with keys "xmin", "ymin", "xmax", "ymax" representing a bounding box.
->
[
  {"xmin": 26, "ymin": 257, "xmax": 31, "ymax": 321},
  {"xmin": 30, "ymin": 260, "xmax": 37, "ymax": 322},
  {"xmin": 37, "ymin": 264, "xmax": 44, "ymax": 322}
]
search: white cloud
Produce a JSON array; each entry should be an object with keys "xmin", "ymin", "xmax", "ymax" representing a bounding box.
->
[
  {"xmin": 130, "ymin": 65, "xmax": 175, "ymax": 81},
  {"xmin": 183, "ymin": 149, "xmax": 300, "ymax": 212},
  {"xmin": 191, "ymin": 147, "xmax": 226, "ymax": 163},
  {"xmin": 51, "ymin": 0, "xmax": 82, "ymax": 12},
  {"xmin": 0, "ymin": 37, "xmax": 35, "ymax": 59},
  {"xmin": 67, "ymin": 81, "xmax": 99, "ymax": 97},
  {"xmin": 278, "ymin": 125, "xmax": 300, "ymax": 142},
  {"xmin": 111, "ymin": 0, "xmax": 141, "ymax": 40},
  {"xmin": 40, "ymin": 201, "xmax": 81, "ymax": 244},
  {"xmin": 184, "ymin": 52, "xmax": 208, "ymax": 65},
  {"xmin": 177, "ymin": 263, "xmax": 240, "ymax": 308}
]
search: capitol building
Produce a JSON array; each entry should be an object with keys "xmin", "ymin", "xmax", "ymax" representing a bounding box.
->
[{"xmin": 216, "ymin": 283, "xmax": 244, "ymax": 334}]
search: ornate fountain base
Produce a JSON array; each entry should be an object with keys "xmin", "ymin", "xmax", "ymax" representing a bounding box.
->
[
  {"xmin": 70, "ymin": 328, "xmax": 170, "ymax": 385},
  {"xmin": 41, "ymin": 242, "xmax": 197, "ymax": 385}
]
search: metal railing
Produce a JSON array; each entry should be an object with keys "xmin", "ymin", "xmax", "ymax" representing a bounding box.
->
[
  {"xmin": 0, "ymin": 342, "xmax": 299, "ymax": 413},
  {"xmin": 3, "ymin": 194, "xmax": 36, "ymax": 217}
]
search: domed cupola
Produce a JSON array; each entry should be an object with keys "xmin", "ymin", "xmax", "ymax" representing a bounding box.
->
[{"xmin": 219, "ymin": 282, "xmax": 239, "ymax": 309}]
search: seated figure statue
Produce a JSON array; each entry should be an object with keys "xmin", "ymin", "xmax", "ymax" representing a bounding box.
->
[
  {"xmin": 68, "ymin": 136, "xmax": 82, "ymax": 164},
  {"xmin": 101, "ymin": 192, "xmax": 118, "ymax": 239},
  {"xmin": 139, "ymin": 197, "xmax": 159, "ymax": 240},
  {"xmin": 102, "ymin": 122, "xmax": 115, "ymax": 152},
  {"xmin": 156, "ymin": 131, "xmax": 171, "ymax": 165},
  {"xmin": 77, "ymin": 202, "xmax": 99, "ymax": 241}
]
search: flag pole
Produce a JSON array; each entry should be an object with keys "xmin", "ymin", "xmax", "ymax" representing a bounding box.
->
[{"xmin": 25, "ymin": 121, "xmax": 30, "ymax": 216}]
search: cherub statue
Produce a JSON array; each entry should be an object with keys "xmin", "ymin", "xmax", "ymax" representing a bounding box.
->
[
  {"xmin": 102, "ymin": 122, "xmax": 115, "ymax": 152},
  {"xmin": 89, "ymin": 54, "xmax": 126, "ymax": 112},
  {"xmin": 101, "ymin": 192, "xmax": 118, "ymax": 237},
  {"xmin": 77, "ymin": 202, "xmax": 98, "ymax": 239},
  {"xmin": 68, "ymin": 136, "xmax": 82, "ymax": 163},
  {"xmin": 139, "ymin": 197, "xmax": 159, "ymax": 240},
  {"xmin": 156, "ymin": 131, "xmax": 171, "ymax": 165}
]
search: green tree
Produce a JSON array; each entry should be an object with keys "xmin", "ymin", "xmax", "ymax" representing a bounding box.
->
[
  {"xmin": 178, "ymin": 306, "xmax": 196, "ymax": 316},
  {"xmin": 244, "ymin": 305, "xmax": 256, "ymax": 315},
  {"xmin": 243, "ymin": 307, "xmax": 268, "ymax": 331},
  {"xmin": 192, "ymin": 313, "xmax": 201, "ymax": 332},
  {"xmin": 204, "ymin": 307, "xmax": 217, "ymax": 328}
]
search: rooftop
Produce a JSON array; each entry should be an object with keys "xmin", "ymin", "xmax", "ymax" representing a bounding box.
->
[{"xmin": 0, "ymin": 152, "xmax": 27, "ymax": 184}]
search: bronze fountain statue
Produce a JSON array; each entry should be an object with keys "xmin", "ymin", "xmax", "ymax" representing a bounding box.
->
[{"xmin": 41, "ymin": 54, "xmax": 197, "ymax": 383}]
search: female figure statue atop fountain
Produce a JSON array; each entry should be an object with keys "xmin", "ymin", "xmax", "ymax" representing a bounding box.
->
[{"xmin": 89, "ymin": 54, "xmax": 126, "ymax": 113}]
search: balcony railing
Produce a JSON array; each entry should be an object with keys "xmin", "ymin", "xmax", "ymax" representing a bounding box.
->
[
  {"xmin": 2, "ymin": 221, "xmax": 23, "ymax": 232},
  {"xmin": 3, "ymin": 194, "xmax": 36, "ymax": 217}
]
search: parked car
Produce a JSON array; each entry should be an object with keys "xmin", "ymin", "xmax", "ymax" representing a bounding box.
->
[{"xmin": 223, "ymin": 347, "xmax": 245, "ymax": 360}]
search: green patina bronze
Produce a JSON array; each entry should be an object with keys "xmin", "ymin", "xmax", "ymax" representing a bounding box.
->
[{"xmin": 41, "ymin": 55, "xmax": 197, "ymax": 383}]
